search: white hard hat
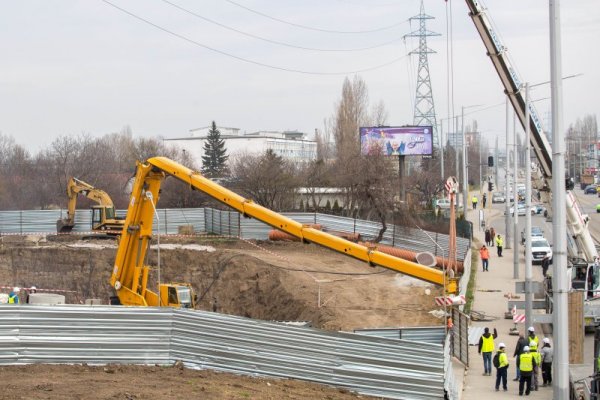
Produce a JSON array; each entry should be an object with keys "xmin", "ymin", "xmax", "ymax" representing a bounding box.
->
[
  {"xmin": 30, "ymin": 286, "xmax": 37, "ymax": 290},
  {"xmin": 13, "ymin": 287, "xmax": 20, "ymax": 293},
  {"xmin": 543, "ymin": 338, "xmax": 550, "ymax": 344},
  {"xmin": 498, "ymin": 342, "xmax": 506, "ymax": 348},
  {"xmin": 523, "ymin": 346, "xmax": 530, "ymax": 352},
  {"xmin": 528, "ymin": 326, "xmax": 535, "ymax": 332}
]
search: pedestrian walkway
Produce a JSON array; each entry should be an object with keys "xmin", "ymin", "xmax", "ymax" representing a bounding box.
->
[{"xmin": 460, "ymin": 204, "xmax": 551, "ymax": 399}]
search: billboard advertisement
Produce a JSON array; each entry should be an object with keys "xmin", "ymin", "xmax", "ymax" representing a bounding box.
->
[{"xmin": 359, "ymin": 126, "xmax": 433, "ymax": 156}]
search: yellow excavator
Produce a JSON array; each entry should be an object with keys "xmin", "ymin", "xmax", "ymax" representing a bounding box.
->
[
  {"xmin": 110, "ymin": 157, "xmax": 458, "ymax": 308},
  {"xmin": 56, "ymin": 177, "xmax": 125, "ymax": 235}
]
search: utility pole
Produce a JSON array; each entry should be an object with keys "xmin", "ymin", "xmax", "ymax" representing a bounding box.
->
[
  {"xmin": 462, "ymin": 107, "xmax": 469, "ymax": 218},
  {"xmin": 524, "ymin": 83, "xmax": 533, "ymax": 328},
  {"xmin": 550, "ymin": 1, "xmax": 569, "ymax": 397},
  {"xmin": 513, "ymin": 112, "xmax": 519, "ymax": 278},
  {"xmin": 505, "ymin": 98, "xmax": 513, "ymax": 254}
]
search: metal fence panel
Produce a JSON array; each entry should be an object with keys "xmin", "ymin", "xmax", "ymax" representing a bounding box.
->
[
  {"xmin": 0, "ymin": 209, "xmax": 470, "ymax": 263},
  {"xmin": 451, "ymin": 308, "xmax": 470, "ymax": 366},
  {"xmin": 354, "ymin": 327, "xmax": 446, "ymax": 344},
  {"xmin": 0, "ymin": 305, "xmax": 446, "ymax": 399}
]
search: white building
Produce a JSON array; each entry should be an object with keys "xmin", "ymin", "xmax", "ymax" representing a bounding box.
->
[{"xmin": 164, "ymin": 126, "xmax": 317, "ymax": 167}]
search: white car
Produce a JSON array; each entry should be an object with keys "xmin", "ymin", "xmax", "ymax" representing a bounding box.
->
[
  {"xmin": 505, "ymin": 203, "xmax": 536, "ymax": 216},
  {"xmin": 492, "ymin": 192, "xmax": 506, "ymax": 203},
  {"xmin": 435, "ymin": 198, "xmax": 463, "ymax": 210},
  {"xmin": 529, "ymin": 237, "xmax": 553, "ymax": 264}
]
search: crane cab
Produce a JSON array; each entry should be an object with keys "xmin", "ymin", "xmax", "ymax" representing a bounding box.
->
[{"xmin": 159, "ymin": 284, "xmax": 196, "ymax": 308}]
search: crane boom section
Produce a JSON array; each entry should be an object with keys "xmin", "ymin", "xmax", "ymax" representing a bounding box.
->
[
  {"xmin": 110, "ymin": 157, "xmax": 457, "ymax": 299},
  {"xmin": 465, "ymin": 0, "xmax": 552, "ymax": 181}
]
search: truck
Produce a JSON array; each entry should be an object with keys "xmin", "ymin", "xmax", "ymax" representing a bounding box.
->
[
  {"xmin": 465, "ymin": 0, "xmax": 600, "ymax": 326},
  {"xmin": 109, "ymin": 156, "xmax": 458, "ymax": 307},
  {"xmin": 581, "ymin": 174, "xmax": 595, "ymax": 190},
  {"xmin": 56, "ymin": 177, "xmax": 125, "ymax": 235}
]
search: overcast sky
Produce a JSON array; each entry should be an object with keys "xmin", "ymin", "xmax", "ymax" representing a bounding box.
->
[{"xmin": 1, "ymin": 0, "xmax": 598, "ymax": 153}]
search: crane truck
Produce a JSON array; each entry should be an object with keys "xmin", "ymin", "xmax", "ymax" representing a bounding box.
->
[
  {"xmin": 465, "ymin": 0, "xmax": 600, "ymax": 326},
  {"xmin": 56, "ymin": 177, "xmax": 125, "ymax": 235},
  {"xmin": 109, "ymin": 156, "xmax": 458, "ymax": 307}
]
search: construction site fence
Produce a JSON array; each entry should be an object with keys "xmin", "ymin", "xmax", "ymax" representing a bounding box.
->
[
  {"xmin": 0, "ymin": 305, "xmax": 447, "ymax": 400},
  {"xmin": 0, "ymin": 208, "xmax": 471, "ymax": 263}
]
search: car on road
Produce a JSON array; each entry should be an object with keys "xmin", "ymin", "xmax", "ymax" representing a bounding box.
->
[
  {"xmin": 532, "ymin": 204, "xmax": 545, "ymax": 214},
  {"xmin": 528, "ymin": 237, "xmax": 553, "ymax": 264},
  {"xmin": 492, "ymin": 192, "xmax": 506, "ymax": 203},
  {"xmin": 521, "ymin": 226, "xmax": 544, "ymax": 245},
  {"xmin": 584, "ymin": 184, "xmax": 598, "ymax": 194},
  {"xmin": 505, "ymin": 203, "xmax": 535, "ymax": 216},
  {"xmin": 435, "ymin": 198, "xmax": 462, "ymax": 210}
]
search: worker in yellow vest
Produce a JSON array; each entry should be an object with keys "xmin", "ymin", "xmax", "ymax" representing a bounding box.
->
[
  {"xmin": 527, "ymin": 326, "xmax": 539, "ymax": 346},
  {"xmin": 495, "ymin": 234, "xmax": 504, "ymax": 257},
  {"xmin": 494, "ymin": 343, "xmax": 509, "ymax": 392},
  {"xmin": 478, "ymin": 327, "xmax": 498, "ymax": 375},
  {"xmin": 519, "ymin": 346, "xmax": 537, "ymax": 396},
  {"xmin": 8, "ymin": 287, "xmax": 20, "ymax": 304},
  {"xmin": 472, "ymin": 195, "xmax": 479, "ymax": 210},
  {"xmin": 529, "ymin": 341, "xmax": 542, "ymax": 391}
]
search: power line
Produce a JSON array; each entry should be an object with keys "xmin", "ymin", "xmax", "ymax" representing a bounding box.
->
[
  {"xmin": 100, "ymin": 0, "xmax": 407, "ymax": 75},
  {"xmin": 160, "ymin": 0, "xmax": 404, "ymax": 52},
  {"xmin": 224, "ymin": 0, "xmax": 408, "ymax": 34}
]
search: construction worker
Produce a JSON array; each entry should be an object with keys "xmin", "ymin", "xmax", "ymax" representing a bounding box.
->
[
  {"xmin": 480, "ymin": 245, "xmax": 490, "ymax": 271},
  {"xmin": 513, "ymin": 332, "xmax": 529, "ymax": 382},
  {"xmin": 478, "ymin": 327, "xmax": 498, "ymax": 375},
  {"xmin": 527, "ymin": 326, "xmax": 539, "ymax": 346},
  {"xmin": 482, "ymin": 193, "xmax": 487, "ymax": 208},
  {"xmin": 472, "ymin": 195, "xmax": 479, "ymax": 210},
  {"xmin": 519, "ymin": 346, "xmax": 536, "ymax": 396},
  {"xmin": 26, "ymin": 286, "xmax": 37, "ymax": 304},
  {"xmin": 8, "ymin": 287, "xmax": 20, "ymax": 304},
  {"xmin": 494, "ymin": 342, "xmax": 509, "ymax": 392},
  {"xmin": 495, "ymin": 234, "xmax": 504, "ymax": 257},
  {"xmin": 541, "ymin": 338, "xmax": 553, "ymax": 386},
  {"xmin": 529, "ymin": 341, "xmax": 541, "ymax": 391}
]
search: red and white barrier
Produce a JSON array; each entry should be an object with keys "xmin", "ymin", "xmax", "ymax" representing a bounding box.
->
[{"xmin": 435, "ymin": 295, "xmax": 466, "ymax": 306}]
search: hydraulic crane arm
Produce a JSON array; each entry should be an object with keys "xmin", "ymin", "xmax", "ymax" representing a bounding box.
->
[
  {"xmin": 465, "ymin": 0, "xmax": 552, "ymax": 183},
  {"xmin": 110, "ymin": 157, "xmax": 457, "ymax": 307}
]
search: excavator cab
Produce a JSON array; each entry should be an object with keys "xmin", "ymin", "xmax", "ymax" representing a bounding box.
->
[{"xmin": 159, "ymin": 284, "xmax": 195, "ymax": 308}]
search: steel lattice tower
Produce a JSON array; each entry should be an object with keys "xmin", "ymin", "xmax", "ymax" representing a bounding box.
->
[{"xmin": 405, "ymin": 0, "xmax": 440, "ymax": 147}]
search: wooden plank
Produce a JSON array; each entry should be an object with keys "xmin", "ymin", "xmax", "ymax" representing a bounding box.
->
[{"xmin": 569, "ymin": 291, "xmax": 584, "ymax": 364}]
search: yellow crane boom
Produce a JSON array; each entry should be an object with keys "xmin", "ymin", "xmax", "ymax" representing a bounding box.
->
[{"xmin": 110, "ymin": 157, "xmax": 458, "ymax": 307}]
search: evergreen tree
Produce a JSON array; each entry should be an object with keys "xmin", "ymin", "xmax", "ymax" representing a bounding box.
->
[{"xmin": 201, "ymin": 121, "xmax": 228, "ymax": 177}]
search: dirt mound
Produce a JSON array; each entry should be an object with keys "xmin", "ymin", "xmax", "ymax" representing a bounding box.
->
[{"xmin": 0, "ymin": 235, "xmax": 443, "ymax": 331}]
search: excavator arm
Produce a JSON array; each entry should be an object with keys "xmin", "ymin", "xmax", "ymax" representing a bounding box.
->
[
  {"xmin": 57, "ymin": 177, "xmax": 122, "ymax": 234},
  {"xmin": 110, "ymin": 157, "xmax": 458, "ymax": 307}
]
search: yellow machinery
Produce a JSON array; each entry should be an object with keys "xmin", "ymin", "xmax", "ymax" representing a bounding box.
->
[
  {"xmin": 110, "ymin": 157, "xmax": 458, "ymax": 308},
  {"xmin": 56, "ymin": 177, "xmax": 125, "ymax": 235}
]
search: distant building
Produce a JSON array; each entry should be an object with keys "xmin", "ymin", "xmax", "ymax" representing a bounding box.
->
[{"xmin": 164, "ymin": 126, "xmax": 317, "ymax": 167}]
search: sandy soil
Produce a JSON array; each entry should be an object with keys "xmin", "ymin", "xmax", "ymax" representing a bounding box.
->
[{"xmin": 0, "ymin": 234, "xmax": 444, "ymax": 398}]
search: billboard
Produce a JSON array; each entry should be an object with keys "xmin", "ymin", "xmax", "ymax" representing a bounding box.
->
[{"xmin": 359, "ymin": 126, "xmax": 433, "ymax": 156}]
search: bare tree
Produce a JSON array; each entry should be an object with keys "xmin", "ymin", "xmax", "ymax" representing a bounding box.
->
[{"xmin": 231, "ymin": 150, "xmax": 298, "ymax": 211}]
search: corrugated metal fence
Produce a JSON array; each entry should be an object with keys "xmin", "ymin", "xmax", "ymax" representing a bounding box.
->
[
  {"xmin": 0, "ymin": 208, "xmax": 471, "ymax": 263},
  {"xmin": 0, "ymin": 305, "xmax": 446, "ymax": 400}
]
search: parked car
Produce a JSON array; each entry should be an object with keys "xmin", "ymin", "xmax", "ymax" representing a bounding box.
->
[
  {"xmin": 532, "ymin": 204, "xmax": 545, "ymax": 214},
  {"xmin": 528, "ymin": 237, "xmax": 553, "ymax": 264},
  {"xmin": 492, "ymin": 192, "xmax": 506, "ymax": 203},
  {"xmin": 584, "ymin": 184, "xmax": 598, "ymax": 194},
  {"xmin": 435, "ymin": 198, "xmax": 462, "ymax": 210},
  {"xmin": 521, "ymin": 226, "xmax": 544, "ymax": 245}
]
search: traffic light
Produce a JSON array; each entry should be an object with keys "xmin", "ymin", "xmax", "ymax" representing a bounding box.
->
[
  {"xmin": 488, "ymin": 156, "xmax": 494, "ymax": 167},
  {"xmin": 488, "ymin": 182, "xmax": 494, "ymax": 192}
]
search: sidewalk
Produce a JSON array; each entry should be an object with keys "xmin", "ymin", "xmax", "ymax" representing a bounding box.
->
[{"xmin": 460, "ymin": 204, "xmax": 551, "ymax": 399}]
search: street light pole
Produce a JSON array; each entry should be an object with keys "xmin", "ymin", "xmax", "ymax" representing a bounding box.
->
[
  {"xmin": 550, "ymin": 1, "xmax": 569, "ymax": 397},
  {"xmin": 524, "ymin": 82, "xmax": 533, "ymax": 328},
  {"xmin": 462, "ymin": 106, "xmax": 468, "ymax": 217}
]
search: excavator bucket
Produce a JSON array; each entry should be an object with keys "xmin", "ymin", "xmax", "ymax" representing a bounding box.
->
[{"xmin": 56, "ymin": 219, "xmax": 75, "ymax": 233}]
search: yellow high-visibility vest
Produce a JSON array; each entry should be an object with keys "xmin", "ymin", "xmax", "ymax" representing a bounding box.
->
[
  {"xmin": 481, "ymin": 335, "xmax": 495, "ymax": 353},
  {"xmin": 520, "ymin": 353, "xmax": 533, "ymax": 372}
]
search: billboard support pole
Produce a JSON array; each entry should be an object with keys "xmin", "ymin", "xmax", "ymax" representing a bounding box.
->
[{"xmin": 398, "ymin": 155, "xmax": 406, "ymax": 203}]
